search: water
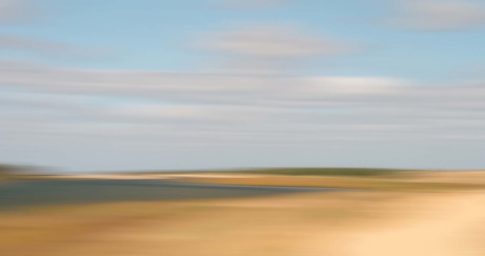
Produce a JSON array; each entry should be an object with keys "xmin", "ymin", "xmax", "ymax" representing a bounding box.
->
[{"xmin": 0, "ymin": 179, "xmax": 327, "ymax": 210}]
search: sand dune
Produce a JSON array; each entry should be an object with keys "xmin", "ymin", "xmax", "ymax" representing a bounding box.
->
[{"xmin": 305, "ymin": 192, "xmax": 485, "ymax": 256}]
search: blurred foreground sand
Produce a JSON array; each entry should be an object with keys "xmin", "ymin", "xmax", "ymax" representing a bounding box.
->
[{"xmin": 1, "ymin": 171, "xmax": 485, "ymax": 256}]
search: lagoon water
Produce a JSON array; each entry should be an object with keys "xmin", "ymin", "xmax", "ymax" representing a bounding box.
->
[{"xmin": 0, "ymin": 179, "xmax": 324, "ymax": 210}]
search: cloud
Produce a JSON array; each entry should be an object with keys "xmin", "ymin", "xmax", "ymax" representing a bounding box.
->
[
  {"xmin": 199, "ymin": 24, "xmax": 352, "ymax": 73},
  {"xmin": 1, "ymin": 62, "xmax": 485, "ymax": 170},
  {"xmin": 1, "ymin": 61, "xmax": 484, "ymax": 120},
  {"xmin": 103, "ymin": 104, "xmax": 218, "ymax": 122},
  {"xmin": 0, "ymin": 62, "xmax": 484, "ymax": 147},
  {"xmin": 394, "ymin": 0, "xmax": 485, "ymax": 31},
  {"xmin": 302, "ymin": 77, "xmax": 403, "ymax": 95},
  {"xmin": 0, "ymin": 2, "xmax": 109, "ymax": 61},
  {"xmin": 203, "ymin": 25, "xmax": 348, "ymax": 58},
  {"xmin": 0, "ymin": 61, "xmax": 403, "ymax": 108},
  {"xmin": 217, "ymin": 0, "xmax": 289, "ymax": 9},
  {"xmin": 0, "ymin": 0, "xmax": 35, "ymax": 24},
  {"xmin": 0, "ymin": 35, "xmax": 112, "ymax": 60}
]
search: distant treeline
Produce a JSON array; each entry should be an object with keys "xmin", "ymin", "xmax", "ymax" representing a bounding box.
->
[
  {"xmin": 0, "ymin": 164, "xmax": 23, "ymax": 175},
  {"xmin": 129, "ymin": 167, "xmax": 415, "ymax": 177},
  {"xmin": 0, "ymin": 164, "xmax": 45, "ymax": 179}
]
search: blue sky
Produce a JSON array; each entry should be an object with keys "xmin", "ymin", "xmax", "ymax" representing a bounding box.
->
[{"xmin": 0, "ymin": 0, "xmax": 484, "ymax": 171}]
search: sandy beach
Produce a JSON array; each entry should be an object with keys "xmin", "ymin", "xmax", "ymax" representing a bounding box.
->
[{"xmin": 2, "ymin": 171, "xmax": 485, "ymax": 256}]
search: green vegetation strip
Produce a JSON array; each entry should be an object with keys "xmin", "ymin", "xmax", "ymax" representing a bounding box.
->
[{"xmin": 129, "ymin": 167, "xmax": 415, "ymax": 177}]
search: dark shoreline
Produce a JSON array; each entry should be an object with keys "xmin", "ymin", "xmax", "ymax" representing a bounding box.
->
[{"xmin": 0, "ymin": 179, "xmax": 329, "ymax": 211}]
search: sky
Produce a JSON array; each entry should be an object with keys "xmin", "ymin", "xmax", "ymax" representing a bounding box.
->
[{"xmin": 0, "ymin": 0, "xmax": 484, "ymax": 172}]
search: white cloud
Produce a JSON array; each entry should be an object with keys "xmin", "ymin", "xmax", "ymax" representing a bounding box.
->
[
  {"xmin": 203, "ymin": 25, "xmax": 348, "ymax": 59},
  {"xmin": 1, "ymin": 61, "xmax": 484, "ymax": 153},
  {"xmin": 1, "ymin": 62, "xmax": 485, "ymax": 170},
  {"xmin": 105, "ymin": 104, "xmax": 215, "ymax": 122},
  {"xmin": 0, "ymin": 0, "xmax": 35, "ymax": 24},
  {"xmin": 0, "ymin": 61, "xmax": 406, "ymax": 109},
  {"xmin": 217, "ymin": 0, "xmax": 289, "ymax": 9},
  {"xmin": 199, "ymin": 24, "xmax": 352, "ymax": 73},
  {"xmin": 302, "ymin": 77, "xmax": 403, "ymax": 95},
  {"xmin": 394, "ymin": 0, "xmax": 485, "ymax": 31},
  {"xmin": 0, "ymin": 35, "xmax": 111, "ymax": 60}
]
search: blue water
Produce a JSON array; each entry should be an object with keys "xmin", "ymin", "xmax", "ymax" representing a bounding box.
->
[{"xmin": 0, "ymin": 179, "xmax": 327, "ymax": 210}]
